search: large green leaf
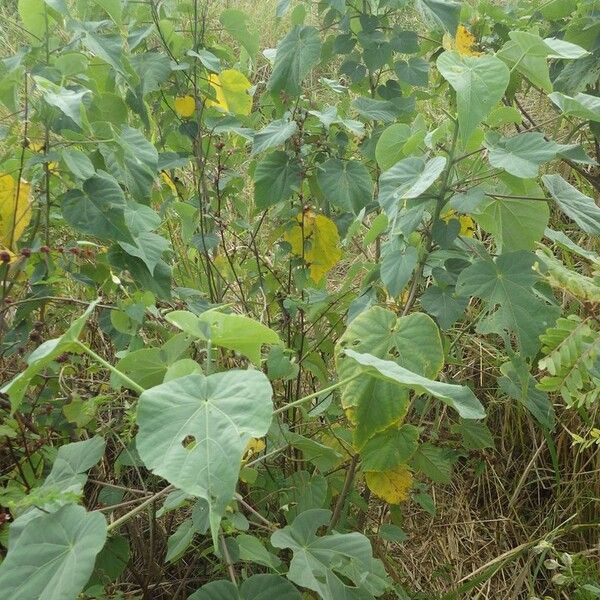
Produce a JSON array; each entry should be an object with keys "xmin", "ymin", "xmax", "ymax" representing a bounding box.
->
[
  {"xmin": 316, "ymin": 158, "xmax": 373, "ymax": 214},
  {"xmin": 62, "ymin": 172, "xmax": 134, "ymax": 243},
  {"xmin": 375, "ymin": 123, "xmax": 411, "ymax": 171},
  {"xmin": 485, "ymin": 132, "xmax": 570, "ymax": 179},
  {"xmin": 473, "ymin": 196, "xmax": 549, "ymax": 252},
  {"xmin": 166, "ymin": 309, "xmax": 281, "ymax": 365},
  {"xmin": 189, "ymin": 574, "xmax": 301, "ymax": 600},
  {"xmin": 0, "ymin": 504, "xmax": 107, "ymax": 600},
  {"xmin": 378, "ymin": 156, "xmax": 446, "ymax": 221},
  {"xmin": 542, "ymin": 174, "xmax": 600, "ymax": 235},
  {"xmin": 456, "ymin": 252, "xmax": 560, "ymax": 356},
  {"xmin": 1, "ymin": 301, "xmax": 98, "ymax": 411},
  {"xmin": 344, "ymin": 350, "xmax": 485, "ymax": 420},
  {"xmin": 437, "ymin": 51, "xmax": 509, "ymax": 144},
  {"xmin": 335, "ymin": 307, "xmax": 445, "ymax": 447},
  {"xmin": 548, "ymin": 92, "xmax": 600, "ymax": 122},
  {"xmin": 135, "ymin": 371, "xmax": 273, "ymax": 542},
  {"xmin": 268, "ymin": 26, "xmax": 321, "ymax": 97},
  {"xmin": 417, "ymin": 0, "xmax": 461, "ymax": 34},
  {"xmin": 254, "ymin": 151, "xmax": 302, "ymax": 209},
  {"xmin": 271, "ymin": 509, "xmax": 388, "ymax": 600}
]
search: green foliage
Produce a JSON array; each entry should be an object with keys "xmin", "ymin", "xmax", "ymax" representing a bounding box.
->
[{"xmin": 0, "ymin": 0, "xmax": 599, "ymax": 598}]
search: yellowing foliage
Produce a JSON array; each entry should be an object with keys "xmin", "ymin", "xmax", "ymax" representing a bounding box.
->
[
  {"xmin": 441, "ymin": 210, "xmax": 475, "ymax": 237},
  {"xmin": 0, "ymin": 174, "xmax": 32, "ymax": 250},
  {"xmin": 443, "ymin": 25, "xmax": 482, "ymax": 57},
  {"xmin": 365, "ymin": 465, "xmax": 413, "ymax": 504},
  {"xmin": 207, "ymin": 69, "xmax": 252, "ymax": 116},
  {"xmin": 174, "ymin": 95, "xmax": 196, "ymax": 118},
  {"xmin": 243, "ymin": 438, "xmax": 266, "ymax": 462},
  {"xmin": 284, "ymin": 211, "xmax": 342, "ymax": 283}
]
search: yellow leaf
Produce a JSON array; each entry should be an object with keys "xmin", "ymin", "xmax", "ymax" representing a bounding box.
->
[
  {"xmin": 175, "ymin": 95, "xmax": 196, "ymax": 118},
  {"xmin": 365, "ymin": 465, "xmax": 413, "ymax": 504},
  {"xmin": 284, "ymin": 211, "xmax": 342, "ymax": 283},
  {"xmin": 441, "ymin": 209, "xmax": 475, "ymax": 237},
  {"xmin": 207, "ymin": 69, "xmax": 252, "ymax": 116},
  {"xmin": 0, "ymin": 174, "xmax": 32, "ymax": 249},
  {"xmin": 161, "ymin": 171, "xmax": 177, "ymax": 194},
  {"xmin": 243, "ymin": 438, "xmax": 266, "ymax": 462},
  {"xmin": 455, "ymin": 25, "xmax": 481, "ymax": 57}
]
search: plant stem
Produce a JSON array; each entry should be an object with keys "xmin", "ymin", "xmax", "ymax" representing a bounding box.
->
[
  {"xmin": 75, "ymin": 341, "xmax": 146, "ymax": 395},
  {"xmin": 273, "ymin": 373, "xmax": 360, "ymax": 415},
  {"xmin": 106, "ymin": 485, "xmax": 173, "ymax": 533},
  {"xmin": 328, "ymin": 453, "xmax": 359, "ymax": 533}
]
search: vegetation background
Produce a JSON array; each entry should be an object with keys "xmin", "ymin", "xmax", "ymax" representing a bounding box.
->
[{"xmin": 0, "ymin": 0, "xmax": 598, "ymax": 599}]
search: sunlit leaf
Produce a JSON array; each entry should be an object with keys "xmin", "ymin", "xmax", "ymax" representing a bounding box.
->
[
  {"xmin": 207, "ymin": 69, "xmax": 252, "ymax": 115},
  {"xmin": 174, "ymin": 95, "xmax": 196, "ymax": 117},
  {"xmin": 0, "ymin": 174, "xmax": 31, "ymax": 249}
]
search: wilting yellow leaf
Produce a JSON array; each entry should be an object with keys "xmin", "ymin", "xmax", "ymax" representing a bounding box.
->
[
  {"xmin": 207, "ymin": 69, "xmax": 252, "ymax": 116},
  {"xmin": 365, "ymin": 465, "xmax": 413, "ymax": 504},
  {"xmin": 284, "ymin": 211, "xmax": 342, "ymax": 283},
  {"xmin": 174, "ymin": 95, "xmax": 196, "ymax": 118},
  {"xmin": 441, "ymin": 210, "xmax": 475, "ymax": 237},
  {"xmin": 243, "ymin": 438, "xmax": 266, "ymax": 462},
  {"xmin": 161, "ymin": 171, "xmax": 177, "ymax": 194},
  {"xmin": 0, "ymin": 174, "xmax": 32, "ymax": 249},
  {"xmin": 455, "ymin": 25, "xmax": 481, "ymax": 57}
]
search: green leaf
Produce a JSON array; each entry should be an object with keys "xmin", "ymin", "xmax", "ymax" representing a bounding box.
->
[
  {"xmin": 456, "ymin": 252, "xmax": 560, "ymax": 357},
  {"xmin": 548, "ymin": 91, "xmax": 600, "ymax": 122},
  {"xmin": 473, "ymin": 196, "xmax": 549, "ymax": 252},
  {"xmin": 411, "ymin": 443, "xmax": 456, "ymax": 484},
  {"xmin": 344, "ymin": 350, "xmax": 485, "ymax": 420},
  {"xmin": 316, "ymin": 158, "xmax": 373, "ymax": 214},
  {"xmin": 378, "ymin": 156, "xmax": 446, "ymax": 220},
  {"xmin": 1, "ymin": 301, "xmax": 98, "ymax": 411},
  {"xmin": 499, "ymin": 355, "xmax": 555, "ymax": 430},
  {"xmin": 375, "ymin": 123, "xmax": 411, "ymax": 171},
  {"xmin": 395, "ymin": 57, "xmax": 429, "ymax": 87},
  {"xmin": 62, "ymin": 173, "xmax": 134, "ymax": 243},
  {"xmin": 420, "ymin": 285, "xmax": 468, "ymax": 330},
  {"xmin": 451, "ymin": 420, "xmax": 494, "ymax": 450},
  {"xmin": 0, "ymin": 504, "xmax": 107, "ymax": 600},
  {"xmin": 119, "ymin": 231, "xmax": 170, "ymax": 275},
  {"xmin": 135, "ymin": 371, "xmax": 273, "ymax": 543},
  {"xmin": 252, "ymin": 119, "xmax": 298, "ymax": 154},
  {"xmin": 220, "ymin": 9, "xmax": 259, "ymax": 57},
  {"xmin": 380, "ymin": 243, "xmax": 418, "ymax": 297},
  {"xmin": 165, "ymin": 519, "xmax": 195, "ymax": 563},
  {"xmin": 166, "ymin": 309, "xmax": 281, "ymax": 365},
  {"xmin": 34, "ymin": 77, "xmax": 90, "ymax": 127},
  {"xmin": 352, "ymin": 96, "xmax": 415, "ymax": 122},
  {"xmin": 336, "ymin": 307, "xmax": 445, "ymax": 447},
  {"xmin": 237, "ymin": 534, "xmax": 282, "ymax": 569},
  {"xmin": 130, "ymin": 52, "xmax": 172, "ymax": 95},
  {"xmin": 271, "ymin": 509, "xmax": 386, "ymax": 600},
  {"xmin": 19, "ymin": 0, "xmax": 54, "ymax": 42},
  {"xmin": 542, "ymin": 174, "xmax": 600, "ymax": 235},
  {"xmin": 485, "ymin": 132, "xmax": 567, "ymax": 179},
  {"xmin": 417, "ymin": 0, "xmax": 461, "ymax": 34},
  {"xmin": 361, "ymin": 424, "xmax": 420, "ymax": 471},
  {"xmin": 61, "ymin": 148, "xmax": 95, "ymax": 179},
  {"xmin": 268, "ymin": 26, "xmax": 321, "ymax": 97},
  {"xmin": 189, "ymin": 574, "xmax": 301, "ymax": 600},
  {"xmin": 254, "ymin": 151, "xmax": 302, "ymax": 209},
  {"xmin": 437, "ymin": 51, "xmax": 509, "ymax": 144}
]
